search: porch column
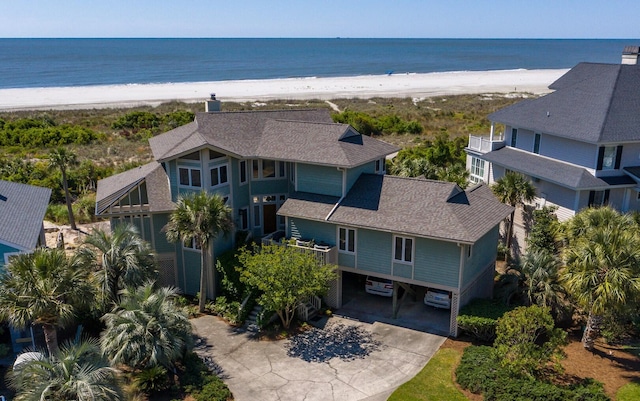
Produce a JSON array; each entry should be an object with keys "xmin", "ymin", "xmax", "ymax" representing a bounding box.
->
[{"xmin": 489, "ymin": 122, "xmax": 495, "ymax": 141}]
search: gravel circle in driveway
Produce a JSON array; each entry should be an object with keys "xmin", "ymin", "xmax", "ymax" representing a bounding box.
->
[{"xmin": 191, "ymin": 315, "xmax": 445, "ymax": 401}]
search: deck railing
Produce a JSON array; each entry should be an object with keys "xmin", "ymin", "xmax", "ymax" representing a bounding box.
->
[
  {"xmin": 261, "ymin": 235, "xmax": 337, "ymax": 265},
  {"xmin": 468, "ymin": 134, "xmax": 505, "ymax": 153}
]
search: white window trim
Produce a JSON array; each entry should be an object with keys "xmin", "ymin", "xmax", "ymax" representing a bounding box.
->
[
  {"xmin": 338, "ymin": 227, "xmax": 356, "ymax": 254},
  {"xmin": 470, "ymin": 156, "xmax": 485, "ymax": 184},
  {"xmin": 178, "ymin": 166, "xmax": 202, "ymax": 188},
  {"xmin": 210, "ymin": 164, "xmax": 229, "ymax": 188},
  {"xmin": 393, "ymin": 235, "xmax": 414, "ymax": 265},
  {"xmin": 375, "ymin": 158, "xmax": 386, "ymax": 174},
  {"xmin": 183, "ymin": 237, "xmax": 202, "ymax": 252}
]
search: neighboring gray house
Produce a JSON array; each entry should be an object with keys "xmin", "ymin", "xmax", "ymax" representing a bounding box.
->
[
  {"xmin": 97, "ymin": 101, "xmax": 512, "ymax": 336},
  {"xmin": 466, "ymin": 47, "xmax": 640, "ymax": 229},
  {"xmin": 0, "ymin": 180, "xmax": 50, "ymax": 269},
  {"xmin": 0, "ymin": 179, "xmax": 51, "ymax": 352}
]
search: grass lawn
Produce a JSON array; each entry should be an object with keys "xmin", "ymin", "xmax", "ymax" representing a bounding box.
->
[
  {"xmin": 388, "ymin": 347, "xmax": 467, "ymax": 401},
  {"xmin": 617, "ymin": 382, "xmax": 640, "ymax": 400}
]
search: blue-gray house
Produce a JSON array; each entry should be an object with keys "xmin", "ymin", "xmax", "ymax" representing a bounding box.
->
[
  {"xmin": 0, "ymin": 180, "xmax": 50, "ymax": 269},
  {"xmin": 96, "ymin": 101, "xmax": 512, "ymax": 336}
]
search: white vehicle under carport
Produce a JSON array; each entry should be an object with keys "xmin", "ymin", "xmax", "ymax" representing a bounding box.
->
[
  {"xmin": 365, "ymin": 275, "xmax": 393, "ymax": 297},
  {"xmin": 424, "ymin": 288, "xmax": 451, "ymax": 310}
]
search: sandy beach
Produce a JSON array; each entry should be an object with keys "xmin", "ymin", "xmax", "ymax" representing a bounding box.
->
[{"xmin": 0, "ymin": 68, "xmax": 568, "ymax": 111}]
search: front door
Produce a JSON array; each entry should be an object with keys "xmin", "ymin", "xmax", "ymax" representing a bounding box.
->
[{"xmin": 263, "ymin": 204, "xmax": 277, "ymax": 234}]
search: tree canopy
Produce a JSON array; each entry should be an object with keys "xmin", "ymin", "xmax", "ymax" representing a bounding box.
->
[{"xmin": 239, "ymin": 244, "xmax": 337, "ymax": 328}]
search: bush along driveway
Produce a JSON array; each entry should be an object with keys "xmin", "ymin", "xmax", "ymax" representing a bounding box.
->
[{"xmin": 191, "ymin": 315, "xmax": 445, "ymax": 401}]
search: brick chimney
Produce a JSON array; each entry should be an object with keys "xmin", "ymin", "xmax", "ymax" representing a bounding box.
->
[
  {"xmin": 621, "ymin": 46, "xmax": 639, "ymax": 65},
  {"xmin": 205, "ymin": 93, "xmax": 221, "ymax": 112}
]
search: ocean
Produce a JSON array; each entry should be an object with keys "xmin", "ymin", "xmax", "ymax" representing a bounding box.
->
[{"xmin": 0, "ymin": 38, "xmax": 635, "ymax": 90}]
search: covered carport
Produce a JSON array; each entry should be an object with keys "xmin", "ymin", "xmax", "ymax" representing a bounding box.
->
[{"xmin": 334, "ymin": 271, "xmax": 451, "ymax": 336}]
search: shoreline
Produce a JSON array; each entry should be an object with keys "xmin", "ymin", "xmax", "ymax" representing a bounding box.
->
[{"xmin": 0, "ymin": 68, "xmax": 569, "ymax": 111}]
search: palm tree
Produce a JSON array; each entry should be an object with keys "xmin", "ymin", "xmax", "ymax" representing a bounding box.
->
[
  {"xmin": 49, "ymin": 147, "xmax": 79, "ymax": 230},
  {"xmin": 521, "ymin": 249, "xmax": 566, "ymax": 313},
  {"xmin": 9, "ymin": 339, "xmax": 122, "ymax": 401},
  {"xmin": 0, "ymin": 248, "xmax": 94, "ymax": 355},
  {"xmin": 491, "ymin": 172, "xmax": 536, "ymax": 250},
  {"xmin": 562, "ymin": 208, "xmax": 640, "ymax": 349},
  {"xmin": 101, "ymin": 283, "xmax": 193, "ymax": 370},
  {"xmin": 164, "ymin": 191, "xmax": 232, "ymax": 312},
  {"xmin": 78, "ymin": 223, "xmax": 157, "ymax": 311}
]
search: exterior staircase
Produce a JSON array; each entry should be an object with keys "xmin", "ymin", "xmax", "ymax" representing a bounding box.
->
[
  {"xmin": 244, "ymin": 304, "xmax": 262, "ymax": 332},
  {"xmin": 296, "ymin": 295, "xmax": 321, "ymax": 322}
]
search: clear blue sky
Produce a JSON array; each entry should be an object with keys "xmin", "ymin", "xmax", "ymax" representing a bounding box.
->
[{"xmin": 3, "ymin": 0, "xmax": 639, "ymax": 38}]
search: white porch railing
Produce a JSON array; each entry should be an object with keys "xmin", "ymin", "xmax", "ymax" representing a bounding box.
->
[
  {"xmin": 296, "ymin": 295, "xmax": 321, "ymax": 321},
  {"xmin": 468, "ymin": 133, "xmax": 505, "ymax": 153},
  {"xmin": 261, "ymin": 234, "xmax": 338, "ymax": 266}
]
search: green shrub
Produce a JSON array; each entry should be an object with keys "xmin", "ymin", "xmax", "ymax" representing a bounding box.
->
[
  {"xmin": 215, "ymin": 249, "xmax": 246, "ymax": 301},
  {"xmin": 192, "ymin": 375, "xmax": 232, "ymax": 401},
  {"xmin": 457, "ymin": 298, "xmax": 513, "ymax": 342},
  {"xmin": 455, "ymin": 345, "xmax": 500, "ymax": 394},
  {"xmin": 494, "ymin": 305, "xmax": 567, "ymax": 377},
  {"xmin": 133, "ymin": 366, "xmax": 170, "ymax": 394},
  {"xmin": 0, "ymin": 343, "xmax": 11, "ymax": 358},
  {"xmin": 112, "ymin": 111, "xmax": 160, "ymax": 131},
  {"xmin": 456, "ymin": 346, "xmax": 608, "ymax": 401},
  {"xmin": 181, "ymin": 352, "xmax": 231, "ymax": 401}
]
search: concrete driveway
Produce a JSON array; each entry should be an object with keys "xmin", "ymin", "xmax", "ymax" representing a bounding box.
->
[{"xmin": 191, "ymin": 315, "xmax": 445, "ymax": 401}]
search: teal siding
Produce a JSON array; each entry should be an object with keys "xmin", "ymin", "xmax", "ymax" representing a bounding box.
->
[
  {"xmin": 0, "ymin": 243, "xmax": 20, "ymax": 270},
  {"xmin": 250, "ymin": 179, "xmax": 289, "ymax": 195},
  {"xmin": 356, "ymin": 229, "xmax": 392, "ymax": 276},
  {"xmin": 463, "ymin": 227, "xmax": 499, "ymax": 286},
  {"xmin": 346, "ymin": 162, "xmax": 375, "ymax": 192},
  {"xmin": 297, "ymin": 164, "xmax": 342, "ymax": 196},
  {"xmin": 168, "ymin": 160, "xmax": 178, "ymax": 201},
  {"xmin": 231, "ymin": 159, "xmax": 251, "ymax": 212},
  {"xmin": 338, "ymin": 252, "xmax": 356, "ymax": 268},
  {"xmin": 413, "ymin": 238, "xmax": 459, "ymax": 288},
  {"xmin": 288, "ymin": 218, "xmax": 336, "ymax": 245},
  {"xmin": 393, "ymin": 262, "xmax": 413, "ymax": 279},
  {"xmin": 152, "ymin": 214, "xmax": 175, "ymax": 253},
  {"xmin": 182, "ymin": 250, "xmax": 201, "ymax": 295}
]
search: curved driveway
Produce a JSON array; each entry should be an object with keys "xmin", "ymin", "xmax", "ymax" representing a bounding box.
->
[{"xmin": 191, "ymin": 315, "xmax": 445, "ymax": 401}]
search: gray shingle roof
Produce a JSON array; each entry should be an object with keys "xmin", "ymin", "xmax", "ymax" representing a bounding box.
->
[
  {"xmin": 96, "ymin": 162, "xmax": 174, "ymax": 215},
  {"xmin": 148, "ymin": 109, "xmax": 398, "ymax": 167},
  {"xmin": 278, "ymin": 174, "xmax": 513, "ymax": 244},
  {"xmin": 490, "ymin": 62, "xmax": 640, "ymax": 144},
  {"xmin": 480, "ymin": 146, "xmax": 634, "ymax": 190},
  {"xmin": 0, "ymin": 180, "xmax": 51, "ymax": 250}
]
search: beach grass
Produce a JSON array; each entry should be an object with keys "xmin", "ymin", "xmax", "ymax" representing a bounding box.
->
[{"xmin": 388, "ymin": 347, "xmax": 468, "ymax": 401}]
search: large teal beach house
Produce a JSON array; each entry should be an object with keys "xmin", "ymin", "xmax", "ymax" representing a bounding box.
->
[{"xmin": 96, "ymin": 98, "xmax": 512, "ymax": 336}]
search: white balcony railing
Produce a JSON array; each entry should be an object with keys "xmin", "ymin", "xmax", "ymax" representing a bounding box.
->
[
  {"xmin": 261, "ymin": 233, "xmax": 337, "ymax": 265},
  {"xmin": 468, "ymin": 133, "xmax": 505, "ymax": 153}
]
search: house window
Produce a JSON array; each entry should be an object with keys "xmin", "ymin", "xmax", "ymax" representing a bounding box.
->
[
  {"xmin": 338, "ymin": 227, "xmax": 356, "ymax": 253},
  {"xmin": 210, "ymin": 165, "xmax": 228, "ymax": 187},
  {"xmin": 510, "ymin": 128, "xmax": 518, "ymax": 147},
  {"xmin": 470, "ymin": 156, "xmax": 485, "ymax": 184},
  {"xmin": 597, "ymin": 145, "xmax": 621, "ymax": 170},
  {"xmin": 238, "ymin": 207, "xmax": 249, "ymax": 230},
  {"xmin": 375, "ymin": 158, "xmax": 386, "ymax": 174},
  {"xmin": 262, "ymin": 160, "xmax": 276, "ymax": 178},
  {"xmin": 183, "ymin": 238, "xmax": 201, "ymax": 251},
  {"xmin": 208, "ymin": 149, "xmax": 225, "ymax": 160},
  {"xmin": 178, "ymin": 167, "xmax": 201, "ymax": 188},
  {"xmin": 588, "ymin": 190, "xmax": 610, "ymax": 207},
  {"xmin": 289, "ymin": 162, "xmax": 296, "ymax": 183},
  {"xmin": 394, "ymin": 236, "xmax": 413, "ymax": 264},
  {"xmin": 533, "ymin": 133, "xmax": 541, "ymax": 154},
  {"xmin": 239, "ymin": 160, "xmax": 247, "ymax": 184},
  {"xmin": 252, "ymin": 159, "xmax": 286, "ymax": 179},
  {"xmin": 467, "ymin": 245, "xmax": 473, "ymax": 259}
]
